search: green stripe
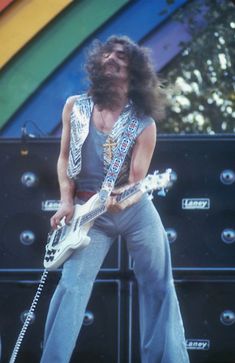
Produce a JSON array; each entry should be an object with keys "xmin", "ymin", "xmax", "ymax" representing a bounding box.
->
[{"xmin": 0, "ymin": 0, "xmax": 128, "ymax": 128}]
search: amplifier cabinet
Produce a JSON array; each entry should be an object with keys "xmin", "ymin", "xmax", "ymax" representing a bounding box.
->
[
  {"xmin": 0, "ymin": 274, "xmax": 122, "ymax": 363},
  {"xmin": 151, "ymin": 135, "xmax": 235, "ymax": 270},
  {"xmin": 128, "ymin": 279, "xmax": 235, "ymax": 363},
  {"xmin": 0, "ymin": 139, "xmax": 122, "ymax": 272}
]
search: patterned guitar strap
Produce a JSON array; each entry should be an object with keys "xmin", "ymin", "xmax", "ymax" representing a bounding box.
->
[
  {"xmin": 99, "ymin": 114, "xmax": 139, "ymax": 203},
  {"xmin": 67, "ymin": 95, "xmax": 139, "ymax": 202}
]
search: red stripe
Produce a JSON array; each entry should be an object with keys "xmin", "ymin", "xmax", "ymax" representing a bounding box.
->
[{"xmin": 0, "ymin": 0, "xmax": 15, "ymax": 13}]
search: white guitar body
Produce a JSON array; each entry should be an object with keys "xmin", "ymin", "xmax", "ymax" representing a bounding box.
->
[
  {"xmin": 44, "ymin": 194, "xmax": 104, "ymax": 270},
  {"xmin": 44, "ymin": 169, "xmax": 172, "ymax": 270}
]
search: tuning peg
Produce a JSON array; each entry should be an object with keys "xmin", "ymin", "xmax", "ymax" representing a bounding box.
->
[
  {"xmin": 147, "ymin": 191, "xmax": 154, "ymax": 200},
  {"xmin": 164, "ymin": 169, "xmax": 177, "ymax": 188},
  {"xmin": 157, "ymin": 188, "xmax": 166, "ymax": 197}
]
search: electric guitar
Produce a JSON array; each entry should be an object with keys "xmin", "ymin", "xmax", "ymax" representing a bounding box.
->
[{"xmin": 43, "ymin": 169, "xmax": 172, "ymax": 270}]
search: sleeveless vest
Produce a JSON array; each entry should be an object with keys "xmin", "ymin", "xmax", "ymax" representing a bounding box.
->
[
  {"xmin": 67, "ymin": 94, "xmax": 152, "ymax": 185},
  {"xmin": 67, "ymin": 94, "xmax": 92, "ymax": 179}
]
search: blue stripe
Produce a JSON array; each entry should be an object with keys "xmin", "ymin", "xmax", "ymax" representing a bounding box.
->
[{"xmin": 1, "ymin": 0, "xmax": 189, "ymax": 137}]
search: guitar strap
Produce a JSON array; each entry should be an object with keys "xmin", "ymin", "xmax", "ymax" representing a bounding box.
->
[
  {"xmin": 67, "ymin": 94, "xmax": 139, "ymax": 202},
  {"xmin": 99, "ymin": 116, "xmax": 139, "ymax": 202}
]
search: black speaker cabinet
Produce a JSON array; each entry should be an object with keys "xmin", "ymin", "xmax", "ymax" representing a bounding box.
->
[
  {"xmin": 0, "ymin": 274, "xmax": 121, "ymax": 363},
  {"xmin": 0, "ymin": 139, "xmax": 122, "ymax": 272},
  {"xmin": 1, "ymin": 135, "xmax": 235, "ymax": 271},
  {"xmin": 151, "ymin": 135, "xmax": 235, "ymax": 270},
  {"xmin": 0, "ymin": 139, "xmax": 59, "ymax": 270},
  {"xmin": 177, "ymin": 279, "xmax": 235, "ymax": 363},
  {"xmin": 129, "ymin": 279, "xmax": 235, "ymax": 363}
]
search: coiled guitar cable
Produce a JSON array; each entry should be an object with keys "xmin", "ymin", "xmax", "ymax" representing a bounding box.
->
[{"xmin": 9, "ymin": 269, "xmax": 49, "ymax": 363}]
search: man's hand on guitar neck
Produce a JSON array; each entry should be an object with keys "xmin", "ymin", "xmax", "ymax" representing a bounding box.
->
[
  {"xmin": 107, "ymin": 183, "xmax": 143, "ymax": 213},
  {"xmin": 50, "ymin": 201, "xmax": 75, "ymax": 229}
]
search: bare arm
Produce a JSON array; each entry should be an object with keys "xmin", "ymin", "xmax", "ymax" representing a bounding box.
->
[
  {"xmin": 50, "ymin": 97, "xmax": 77, "ymax": 228},
  {"xmin": 108, "ymin": 122, "xmax": 157, "ymax": 212},
  {"xmin": 129, "ymin": 122, "xmax": 156, "ymax": 183}
]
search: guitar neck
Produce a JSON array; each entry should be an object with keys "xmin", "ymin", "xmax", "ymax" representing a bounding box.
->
[
  {"xmin": 80, "ymin": 204, "xmax": 106, "ymax": 226},
  {"xmin": 79, "ymin": 183, "xmax": 141, "ymax": 226},
  {"xmin": 116, "ymin": 183, "xmax": 141, "ymax": 203}
]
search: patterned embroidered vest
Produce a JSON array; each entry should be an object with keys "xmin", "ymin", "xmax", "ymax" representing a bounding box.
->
[
  {"xmin": 67, "ymin": 94, "xmax": 147, "ymax": 185},
  {"xmin": 67, "ymin": 94, "xmax": 93, "ymax": 179}
]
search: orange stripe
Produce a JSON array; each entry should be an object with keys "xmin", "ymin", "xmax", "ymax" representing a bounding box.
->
[{"xmin": 0, "ymin": 0, "xmax": 72, "ymax": 68}]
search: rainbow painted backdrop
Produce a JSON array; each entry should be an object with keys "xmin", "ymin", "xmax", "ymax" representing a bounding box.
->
[{"xmin": 0, "ymin": 0, "xmax": 192, "ymax": 137}]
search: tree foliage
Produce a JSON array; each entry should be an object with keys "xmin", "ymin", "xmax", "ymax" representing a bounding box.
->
[{"xmin": 159, "ymin": 0, "xmax": 235, "ymax": 134}]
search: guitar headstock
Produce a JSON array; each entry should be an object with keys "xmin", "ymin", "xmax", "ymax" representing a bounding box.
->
[{"xmin": 140, "ymin": 169, "xmax": 173, "ymax": 196}]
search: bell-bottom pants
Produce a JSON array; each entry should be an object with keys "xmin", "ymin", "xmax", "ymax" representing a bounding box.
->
[{"xmin": 40, "ymin": 195, "xmax": 190, "ymax": 363}]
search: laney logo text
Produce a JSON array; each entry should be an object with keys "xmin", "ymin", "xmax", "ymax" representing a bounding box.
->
[
  {"xmin": 186, "ymin": 339, "xmax": 210, "ymax": 350},
  {"xmin": 182, "ymin": 198, "xmax": 210, "ymax": 210}
]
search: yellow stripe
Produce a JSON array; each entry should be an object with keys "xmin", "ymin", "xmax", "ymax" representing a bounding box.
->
[{"xmin": 0, "ymin": 0, "xmax": 72, "ymax": 68}]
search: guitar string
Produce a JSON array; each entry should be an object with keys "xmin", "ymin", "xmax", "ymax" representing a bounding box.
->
[
  {"xmin": 46, "ymin": 183, "xmax": 142, "ymax": 261},
  {"xmin": 45, "ymin": 172, "xmax": 166, "ymax": 267}
]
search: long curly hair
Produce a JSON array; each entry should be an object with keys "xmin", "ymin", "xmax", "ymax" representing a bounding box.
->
[{"xmin": 85, "ymin": 35, "xmax": 167, "ymax": 121}]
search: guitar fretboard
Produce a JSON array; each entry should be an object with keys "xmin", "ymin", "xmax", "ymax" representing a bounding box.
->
[
  {"xmin": 80, "ymin": 204, "xmax": 106, "ymax": 226},
  {"xmin": 74, "ymin": 183, "xmax": 141, "ymax": 230},
  {"xmin": 116, "ymin": 183, "xmax": 140, "ymax": 203}
]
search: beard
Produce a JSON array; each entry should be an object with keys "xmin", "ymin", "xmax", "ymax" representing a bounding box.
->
[{"xmin": 88, "ymin": 60, "xmax": 127, "ymax": 110}]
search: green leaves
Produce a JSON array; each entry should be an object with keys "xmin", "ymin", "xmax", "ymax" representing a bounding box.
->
[{"xmin": 160, "ymin": 0, "xmax": 235, "ymax": 134}]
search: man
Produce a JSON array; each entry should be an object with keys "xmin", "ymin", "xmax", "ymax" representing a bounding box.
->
[{"xmin": 40, "ymin": 36, "xmax": 190, "ymax": 363}]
